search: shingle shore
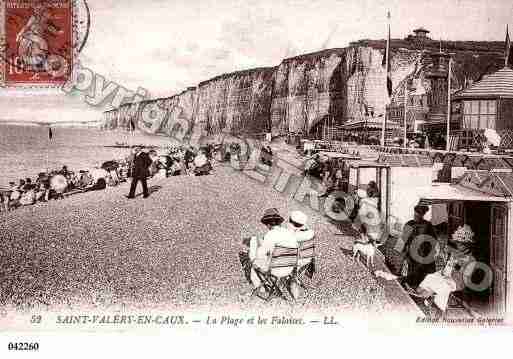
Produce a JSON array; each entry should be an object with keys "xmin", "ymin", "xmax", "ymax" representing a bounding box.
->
[{"xmin": 0, "ymin": 165, "xmax": 399, "ymax": 316}]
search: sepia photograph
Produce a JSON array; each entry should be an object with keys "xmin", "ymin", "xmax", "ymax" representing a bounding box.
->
[{"xmin": 1, "ymin": 0, "xmax": 513, "ymax": 355}]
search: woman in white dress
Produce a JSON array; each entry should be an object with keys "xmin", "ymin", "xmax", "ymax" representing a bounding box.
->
[{"xmin": 413, "ymin": 224, "xmax": 477, "ymax": 311}]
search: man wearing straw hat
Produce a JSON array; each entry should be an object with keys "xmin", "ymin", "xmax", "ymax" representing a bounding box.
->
[
  {"xmin": 288, "ymin": 210, "xmax": 316, "ymax": 295},
  {"xmin": 288, "ymin": 210, "xmax": 315, "ymax": 244}
]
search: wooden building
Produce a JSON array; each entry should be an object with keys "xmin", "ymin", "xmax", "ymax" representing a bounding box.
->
[{"xmin": 452, "ymin": 67, "xmax": 513, "ymax": 148}]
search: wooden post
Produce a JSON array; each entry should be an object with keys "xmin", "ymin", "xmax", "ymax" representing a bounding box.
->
[
  {"xmin": 403, "ymin": 81, "xmax": 408, "ymax": 148},
  {"xmin": 377, "ymin": 167, "xmax": 382, "ymax": 213},
  {"xmin": 506, "ymin": 202, "xmax": 513, "ymax": 323},
  {"xmin": 381, "ymin": 15, "xmax": 390, "ymax": 147},
  {"xmin": 446, "ymin": 57, "xmax": 452, "ymax": 151},
  {"xmin": 385, "ymin": 167, "xmax": 391, "ymax": 231}
]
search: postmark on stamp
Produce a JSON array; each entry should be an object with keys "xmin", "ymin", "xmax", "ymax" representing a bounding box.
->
[{"xmin": 0, "ymin": 0, "xmax": 88, "ymax": 88}]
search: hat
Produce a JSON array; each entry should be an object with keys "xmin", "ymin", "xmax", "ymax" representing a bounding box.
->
[
  {"xmin": 451, "ymin": 225, "xmax": 475, "ymax": 243},
  {"xmin": 357, "ymin": 189, "xmax": 368, "ymax": 198},
  {"xmin": 290, "ymin": 211, "xmax": 308, "ymax": 227},
  {"xmin": 414, "ymin": 204, "xmax": 429, "ymax": 216},
  {"xmin": 261, "ymin": 208, "xmax": 284, "ymax": 225}
]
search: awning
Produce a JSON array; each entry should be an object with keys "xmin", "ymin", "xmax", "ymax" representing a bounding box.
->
[
  {"xmin": 348, "ymin": 160, "xmax": 390, "ymax": 168},
  {"xmin": 342, "ymin": 119, "xmax": 402, "ymax": 130},
  {"xmin": 318, "ymin": 151, "xmax": 360, "ymax": 159},
  {"xmin": 418, "ymin": 184, "xmax": 511, "ymax": 204}
]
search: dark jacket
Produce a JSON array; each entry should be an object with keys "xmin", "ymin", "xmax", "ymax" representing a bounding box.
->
[
  {"xmin": 131, "ymin": 152, "xmax": 152, "ymax": 179},
  {"xmin": 402, "ymin": 218, "xmax": 437, "ymax": 287}
]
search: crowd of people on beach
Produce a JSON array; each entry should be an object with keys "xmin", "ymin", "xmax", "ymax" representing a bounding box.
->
[
  {"xmin": 0, "ymin": 165, "xmax": 87, "ymax": 212},
  {"xmin": 0, "ymin": 142, "xmax": 251, "ymax": 212},
  {"xmin": 304, "ymin": 152, "xmax": 379, "ymax": 199}
]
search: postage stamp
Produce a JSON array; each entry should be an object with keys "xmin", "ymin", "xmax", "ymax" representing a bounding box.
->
[{"xmin": 0, "ymin": 0, "xmax": 76, "ymax": 87}]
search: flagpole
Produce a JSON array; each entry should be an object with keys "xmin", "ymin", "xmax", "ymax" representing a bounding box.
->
[
  {"xmin": 381, "ymin": 12, "xmax": 391, "ymax": 147},
  {"xmin": 446, "ymin": 57, "xmax": 452, "ymax": 151},
  {"xmin": 505, "ymin": 24, "xmax": 510, "ymax": 68},
  {"xmin": 403, "ymin": 81, "xmax": 408, "ymax": 148}
]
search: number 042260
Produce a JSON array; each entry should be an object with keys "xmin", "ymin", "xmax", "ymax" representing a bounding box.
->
[{"xmin": 8, "ymin": 342, "xmax": 39, "ymax": 351}]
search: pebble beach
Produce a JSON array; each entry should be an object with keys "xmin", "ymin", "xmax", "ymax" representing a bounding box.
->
[{"xmin": 0, "ymin": 161, "xmax": 420, "ymax": 323}]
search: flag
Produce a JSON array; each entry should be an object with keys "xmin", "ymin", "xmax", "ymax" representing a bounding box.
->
[
  {"xmin": 505, "ymin": 24, "xmax": 511, "ymax": 68},
  {"xmin": 48, "ymin": 127, "xmax": 53, "ymax": 140},
  {"xmin": 382, "ymin": 12, "xmax": 392, "ymax": 102}
]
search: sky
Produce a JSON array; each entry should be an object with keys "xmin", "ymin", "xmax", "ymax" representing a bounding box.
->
[{"xmin": 1, "ymin": 0, "xmax": 513, "ymax": 123}]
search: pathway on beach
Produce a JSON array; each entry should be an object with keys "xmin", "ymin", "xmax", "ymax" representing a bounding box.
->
[{"xmin": 0, "ymin": 164, "xmax": 421, "ymax": 320}]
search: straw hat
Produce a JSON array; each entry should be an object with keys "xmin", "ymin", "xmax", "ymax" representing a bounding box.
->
[
  {"xmin": 261, "ymin": 208, "xmax": 284, "ymax": 225},
  {"xmin": 451, "ymin": 224, "xmax": 475, "ymax": 243},
  {"xmin": 357, "ymin": 189, "xmax": 367, "ymax": 198},
  {"xmin": 290, "ymin": 210, "xmax": 308, "ymax": 228}
]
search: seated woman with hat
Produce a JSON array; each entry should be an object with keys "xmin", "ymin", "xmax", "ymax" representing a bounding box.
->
[
  {"xmin": 410, "ymin": 224, "xmax": 477, "ymax": 312},
  {"xmin": 7, "ymin": 182, "xmax": 22, "ymax": 210},
  {"xmin": 0, "ymin": 184, "xmax": 13, "ymax": 212},
  {"xmin": 193, "ymin": 149, "xmax": 211, "ymax": 176}
]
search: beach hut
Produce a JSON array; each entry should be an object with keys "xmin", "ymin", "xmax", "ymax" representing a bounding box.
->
[
  {"xmin": 347, "ymin": 160, "xmax": 391, "ymax": 230},
  {"xmin": 361, "ymin": 154, "xmax": 435, "ymax": 236},
  {"xmin": 452, "ymin": 67, "xmax": 513, "ymax": 149},
  {"xmin": 418, "ymin": 170, "xmax": 513, "ymax": 316},
  {"xmin": 345, "ymin": 154, "xmax": 434, "ymax": 237}
]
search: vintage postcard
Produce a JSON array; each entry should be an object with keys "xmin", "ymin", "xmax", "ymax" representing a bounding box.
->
[{"xmin": 1, "ymin": 0, "xmax": 513, "ymax": 355}]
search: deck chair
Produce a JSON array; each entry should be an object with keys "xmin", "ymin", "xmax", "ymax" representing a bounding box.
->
[
  {"xmin": 251, "ymin": 245, "xmax": 298, "ymax": 301},
  {"xmin": 296, "ymin": 239, "xmax": 316, "ymax": 289}
]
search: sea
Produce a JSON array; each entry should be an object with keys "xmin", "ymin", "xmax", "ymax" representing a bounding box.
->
[{"xmin": 0, "ymin": 124, "xmax": 179, "ymax": 188}]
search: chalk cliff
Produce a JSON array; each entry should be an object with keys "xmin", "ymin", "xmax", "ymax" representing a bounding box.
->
[{"xmin": 102, "ymin": 34, "xmax": 510, "ymax": 139}]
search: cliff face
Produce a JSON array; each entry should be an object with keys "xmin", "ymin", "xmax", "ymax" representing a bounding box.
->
[
  {"xmin": 102, "ymin": 37, "xmax": 511, "ymax": 139},
  {"xmin": 271, "ymin": 49, "xmax": 347, "ymax": 134},
  {"xmin": 196, "ymin": 68, "xmax": 275, "ymax": 136}
]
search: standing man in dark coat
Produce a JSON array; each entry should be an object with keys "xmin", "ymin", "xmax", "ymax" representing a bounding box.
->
[
  {"xmin": 184, "ymin": 146, "xmax": 195, "ymax": 171},
  {"xmin": 127, "ymin": 147, "xmax": 152, "ymax": 199},
  {"xmin": 401, "ymin": 205, "xmax": 438, "ymax": 288}
]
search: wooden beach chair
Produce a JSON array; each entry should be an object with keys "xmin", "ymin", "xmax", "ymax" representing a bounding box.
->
[
  {"xmin": 252, "ymin": 245, "xmax": 298, "ymax": 301},
  {"xmin": 296, "ymin": 239, "xmax": 316, "ymax": 290}
]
